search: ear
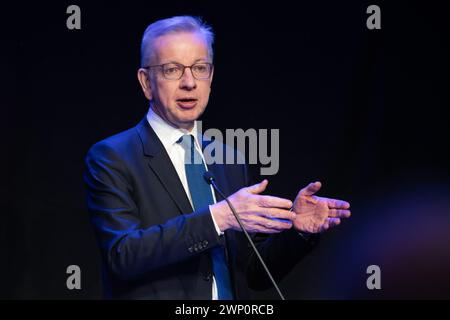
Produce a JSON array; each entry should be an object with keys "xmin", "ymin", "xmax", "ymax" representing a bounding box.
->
[{"xmin": 137, "ymin": 68, "xmax": 153, "ymax": 100}]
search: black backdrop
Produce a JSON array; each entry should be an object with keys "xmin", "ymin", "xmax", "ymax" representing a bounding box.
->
[{"xmin": 3, "ymin": 1, "xmax": 450, "ymax": 299}]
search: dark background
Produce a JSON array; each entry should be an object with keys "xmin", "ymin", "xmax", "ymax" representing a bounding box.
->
[{"xmin": 2, "ymin": 0, "xmax": 450, "ymax": 299}]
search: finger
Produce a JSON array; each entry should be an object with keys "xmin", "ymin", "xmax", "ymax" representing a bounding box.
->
[
  {"xmin": 246, "ymin": 179, "xmax": 269, "ymax": 195},
  {"xmin": 328, "ymin": 209, "xmax": 351, "ymax": 218},
  {"xmin": 243, "ymin": 215, "xmax": 292, "ymax": 232},
  {"xmin": 257, "ymin": 217, "xmax": 293, "ymax": 231},
  {"xmin": 256, "ymin": 208, "xmax": 296, "ymax": 221},
  {"xmin": 320, "ymin": 221, "xmax": 329, "ymax": 232},
  {"xmin": 235, "ymin": 221, "xmax": 283, "ymax": 234},
  {"xmin": 299, "ymin": 181, "xmax": 322, "ymax": 196},
  {"xmin": 256, "ymin": 195, "xmax": 293, "ymax": 209},
  {"xmin": 327, "ymin": 218, "xmax": 341, "ymax": 228},
  {"xmin": 253, "ymin": 227, "xmax": 286, "ymax": 234},
  {"xmin": 325, "ymin": 197, "xmax": 350, "ymax": 209}
]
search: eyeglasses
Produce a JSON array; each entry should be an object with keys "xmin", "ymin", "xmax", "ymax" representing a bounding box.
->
[{"xmin": 144, "ymin": 62, "xmax": 213, "ymax": 80}]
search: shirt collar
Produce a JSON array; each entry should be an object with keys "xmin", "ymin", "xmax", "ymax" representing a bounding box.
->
[{"xmin": 146, "ymin": 107, "xmax": 202, "ymax": 151}]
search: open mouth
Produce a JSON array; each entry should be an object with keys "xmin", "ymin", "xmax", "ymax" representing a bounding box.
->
[{"xmin": 176, "ymin": 98, "xmax": 198, "ymax": 109}]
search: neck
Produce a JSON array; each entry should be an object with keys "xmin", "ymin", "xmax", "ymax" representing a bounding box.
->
[{"xmin": 150, "ymin": 103, "xmax": 195, "ymax": 131}]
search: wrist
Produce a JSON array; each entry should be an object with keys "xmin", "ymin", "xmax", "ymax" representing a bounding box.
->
[{"xmin": 210, "ymin": 201, "xmax": 231, "ymax": 232}]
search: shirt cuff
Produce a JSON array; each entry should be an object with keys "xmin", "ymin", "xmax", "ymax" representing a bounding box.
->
[{"xmin": 209, "ymin": 205, "xmax": 224, "ymax": 236}]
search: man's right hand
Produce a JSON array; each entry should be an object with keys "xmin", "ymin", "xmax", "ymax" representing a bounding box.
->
[{"xmin": 210, "ymin": 180, "xmax": 295, "ymax": 233}]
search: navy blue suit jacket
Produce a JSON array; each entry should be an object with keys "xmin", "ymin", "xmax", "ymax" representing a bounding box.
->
[{"xmin": 84, "ymin": 118, "xmax": 317, "ymax": 299}]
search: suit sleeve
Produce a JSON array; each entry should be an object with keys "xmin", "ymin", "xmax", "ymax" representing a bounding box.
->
[
  {"xmin": 84, "ymin": 141, "xmax": 223, "ymax": 281},
  {"xmin": 241, "ymin": 163, "xmax": 320, "ymax": 291}
]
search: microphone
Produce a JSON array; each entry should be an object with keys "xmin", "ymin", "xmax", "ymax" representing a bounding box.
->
[{"xmin": 203, "ymin": 171, "xmax": 286, "ymax": 300}]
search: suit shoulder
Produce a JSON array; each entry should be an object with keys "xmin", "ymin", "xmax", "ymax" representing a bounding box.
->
[{"xmin": 86, "ymin": 125, "xmax": 140, "ymax": 160}]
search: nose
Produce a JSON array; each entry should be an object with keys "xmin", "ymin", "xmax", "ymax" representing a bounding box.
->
[{"xmin": 179, "ymin": 67, "xmax": 197, "ymax": 90}]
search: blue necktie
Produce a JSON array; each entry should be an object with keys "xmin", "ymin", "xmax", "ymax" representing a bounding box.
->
[{"xmin": 179, "ymin": 134, "xmax": 234, "ymax": 300}]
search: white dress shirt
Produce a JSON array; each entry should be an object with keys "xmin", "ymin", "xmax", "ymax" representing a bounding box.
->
[{"xmin": 146, "ymin": 107, "xmax": 223, "ymax": 300}]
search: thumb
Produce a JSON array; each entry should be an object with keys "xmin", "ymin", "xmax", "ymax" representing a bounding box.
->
[
  {"xmin": 246, "ymin": 179, "xmax": 269, "ymax": 195},
  {"xmin": 299, "ymin": 181, "xmax": 322, "ymax": 196}
]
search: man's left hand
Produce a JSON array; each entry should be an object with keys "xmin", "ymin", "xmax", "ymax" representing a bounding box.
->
[{"xmin": 292, "ymin": 181, "xmax": 351, "ymax": 233}]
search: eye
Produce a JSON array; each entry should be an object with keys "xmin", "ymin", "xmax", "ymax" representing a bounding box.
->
[
  {"xmin": 164, "ymin": 66, "xmax": 180, "ymax": 74},
  {"xmin": 193, "ymin": 64, "xmax": 208, "ymax": 73}
]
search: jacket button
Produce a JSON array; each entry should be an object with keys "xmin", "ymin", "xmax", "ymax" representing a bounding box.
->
[
  {"xmin": 188, "ymin": 246, "xmax": 194, "ymax": 253},
  {"xmin": 202, "ymin": 240, "xmax": 209, "ymax": 247}
]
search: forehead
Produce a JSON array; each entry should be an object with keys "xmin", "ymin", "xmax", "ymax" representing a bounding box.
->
[{"xmin": 153, "ymin": 32, "xmax": 209, "ymax": 64}]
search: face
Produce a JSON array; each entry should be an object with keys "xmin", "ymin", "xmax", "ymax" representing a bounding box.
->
[{"xmin": 138, "ymin": 32, "xmax": 214, "ymax": 130}]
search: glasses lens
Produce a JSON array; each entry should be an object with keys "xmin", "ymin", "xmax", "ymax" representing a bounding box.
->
[
  {"xmin": 162, "ymin": 63, "xmax": 183, "ymax": 80},
  {"xmin": 192, "ymin": 63, "xmax": 212, "ymax": 79}
]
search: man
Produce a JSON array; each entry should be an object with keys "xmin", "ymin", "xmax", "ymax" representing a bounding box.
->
[{"xmin": 84, "ymin": 16, "xmax": 351, "ymax": 299}]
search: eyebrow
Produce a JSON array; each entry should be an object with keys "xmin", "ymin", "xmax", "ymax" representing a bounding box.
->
[{"xmin": 162, "ymin": 58, "xmax": 210, "ymax": 65}]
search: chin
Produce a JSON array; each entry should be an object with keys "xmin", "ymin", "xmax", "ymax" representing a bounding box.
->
[
  {"xmin": 170, "ymin": 115, "xmax": 197, "ymax": 129},
  {"xmin": 178, "ymin": 108, "xmax": 204, "ymax": 121}
]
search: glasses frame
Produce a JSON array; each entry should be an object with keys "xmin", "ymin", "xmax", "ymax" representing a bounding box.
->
[{"xmin": 143, "ymin": 62, "xmax": 214, "ymax": 80}]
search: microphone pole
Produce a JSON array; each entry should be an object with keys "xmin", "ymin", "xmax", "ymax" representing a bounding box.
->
[{"xmin": 203, "ymin": 171, "xmax": 286, "ymax": 300}]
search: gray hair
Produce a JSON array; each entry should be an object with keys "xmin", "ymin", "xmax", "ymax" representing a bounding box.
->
[{"xmin": 140, "ymin": 16, "xmax": 215, "ymax": 67}]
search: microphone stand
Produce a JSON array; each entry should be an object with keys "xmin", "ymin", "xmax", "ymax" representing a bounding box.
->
[{"xmin": 204, "ymin": 172, "xmax": 286, "ymax": 300}]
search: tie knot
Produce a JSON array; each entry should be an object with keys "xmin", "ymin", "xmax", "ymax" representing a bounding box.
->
[{"xmin": 178, "ymin": 134, "xmax": 195, "ymax": 150}]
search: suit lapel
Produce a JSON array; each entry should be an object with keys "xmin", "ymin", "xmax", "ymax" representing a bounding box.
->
[
  {"xmin": 135, "ymin": 118, "xmax": 233, "ymax": 213},
  {"xmin": 137, "ymin": 117, "xmax": 239, "ymax": 296},
  {"xmin": 136, "ymin": 118, "xmax": 193, "ymax": 214}
]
